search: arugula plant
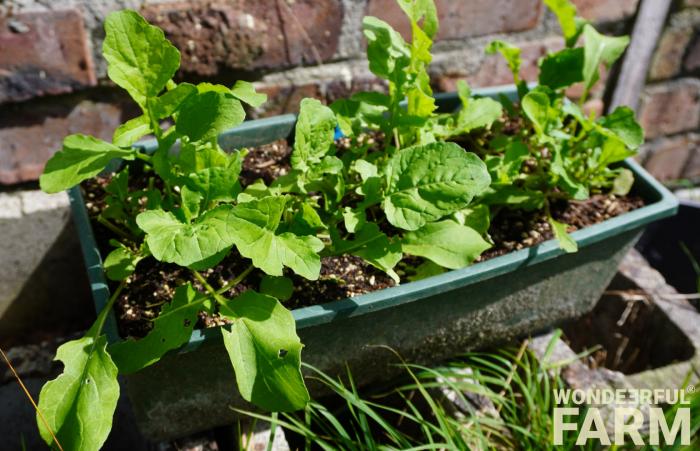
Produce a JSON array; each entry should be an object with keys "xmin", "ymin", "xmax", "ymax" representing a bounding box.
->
[
  {"xmin": 35, "ymin": 0, "xmax": 642, "ymax": 448},
  {"xmin": 334, "ymin": 0, "xmax": 641, "ymax": 253}
]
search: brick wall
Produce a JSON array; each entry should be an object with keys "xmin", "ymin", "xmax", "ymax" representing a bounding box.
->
[
  {"xmin": 639, "ymin": 2, "xmax": 700, "ymax": 183},
  {"xmin": 0, "ymin": 0, "xmax": 696, "ymax": 186}
]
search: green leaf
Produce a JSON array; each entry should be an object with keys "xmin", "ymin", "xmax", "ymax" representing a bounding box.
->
[
  {"xmin": 343, "ymin": 207, "xmax": 367, "ymax": 234},
  {"xmin": 544, "ymin": 0, "xmax": 578, "ymax": 45},
  {"xmin": 238, "ymin": 179, "xmax": 280, "ymax": 203},
  {"xmin": 103, "ymin": 10, "xmax": 180, "ymax": 110},
  {"xmin": 260, "ymin": 275, "xmax": 294, "ymax": 301},
  {"xmin": 397, "ymin": 0, "xmax": 438, "ymax": 38},
  {"xmin": 136, "ymin": 205, "xmax": 236, "ymax": 268},
  {"xmin": 219, "ymin": 291, "xmax": 309, "ymax": 412},
  {"xmin": 231, "ymin": 80, "xmax": 267, "ymax": 108},
  {"xmin": 406, "ymin": 260, "xmax": 445, "ymax": 282},
  {"xmin": 551, "ymin": 147, "xmax": 589, "ymax": 200},
  {"xmin": 598, "ymin": 106, "xmax": 643, "ymax": 149},
  {"xmin": 480, "ymin": 184, "xmax": 545, "ymax": 210},
  {"xmin": 104, "ymin": 246, "xmax": 142, "ymax": 281},
  {"xmin": 180, "ymin": 185, "xmax": 202, "ymax": 220},
  {"xmin": 383, "ymin": 142, "xmax": 491, "ymax": 231},
  {"xmin": 612, "ymin": 168, "xmax": 634, "ymax": 196},
  {"xmin": 496, "ymin": 140, "xmax": 530, "ymax": 182},
  {"xmin": 538, "ymin": 48, "xmax": 584, "ymax": 90},
  {"xmin": 152, "ymin": 82, "xmax": 197, "ymax": 119},
  {"xmin": 548, "ymin": 217, "xmax": 578, "ymax": 253},
  {"xmin": 402, "ymin": 220, "xmax": 491, "ymax": 269},
  {"xmin": 37, "ymin": 334, "xmax": 119, "ymax": 451},
  {"xmin": 583, "ymin": 24, "xmax": 629, "ymax": 96},
  {"xmin": 291, "ymin": 98, "xmax": 337, "ymax": 171},
  {"xmin": 454, "ymin": 96, "xmax": 503, "ymax": 133},
  {"xmin": 227, "ymin": 196, "xmax": 324, "ymax": 279},
  {"xmin": 40, "ymin": 134, "xmax": 136, "ymax": 194},
  {"xmin": 597, "ymin": 133, "xmax": 635, "ymax": 167},
  {"xmin": 185, "ymin": 152, "xmax": 243, "ymax": 206},
  {"xmin": 109, "ymin": 284, "xmax": 207, "ymax": 373},
  {"xmin": 452, "ymin": 204, "xmax": 491, "ymax": 235},
  {"xmin": 485, "ymin": 40, "xmax": 522, "ymax": 83},
  {"xmin": 333, "ymin": 223, "xmax": 402, "ymax": 283},
  {"xmin": 457, "ymin": 80, "xmax": 471, "ymax": 106},
  {"xmin": 521, "ymin": 88, "xmax": 553, "ymax": 136},
  {"xmin": 177, "ymin": 91, "xmax": 246, "ymax": 142},
  {"xmin": 289, "ymin": 201, "xmax": 326, "ymax": 235},
  {"xmin": 113, "ymin": 115, "xmax": 151, "ymax": 147},
  {"xmin": 363, "ymin": 16, "xmax": 411, "ymax": 81}
]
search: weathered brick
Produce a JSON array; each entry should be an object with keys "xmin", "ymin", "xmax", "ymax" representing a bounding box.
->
[
  {"xmin": 0, "ymin": 94, "xmax": 133, "ymax": 185},
  {"xmin": 255, "ymin": 83, "xmax": 323, "ymax": 117},
  {"xmin": 649, "ymin": 28, "xmax": 693, "ymax": 80},
  {"xmin": 433, "ymin": 38, "xmax": 563, "ymax": 92},
  {"xmin": 142, "ymin": 0, "xmax": 343, "ymax": 77},
  {"xmin": 681, "ymin": 133, "xmax": 700, "ymax": 179},
  {"xmin": 366, "ymin": 0, "xmax": 541, "ymax": 42},
  {"xmin": 643, "ymin": 134, "xmax": 696, "ymax": 181},
  {"xmin": 254, "ymin": 76, "xmax": 387, "ymax": 117},
  {"xmin": 431, "ymin": 36, "xmax": 607, "ymax": 99},
  {"xmin": 639, "ymin": 79, "xmax": 700, "ymax": 139},
  {"xmin": 684, "ymin": 32, "xmax": 700, "ymax": 73},
  {"xmin": 571, "ymin": 0, "xmax": 639, "ymax": 23},
  {"xmin": 0, "ymin": 10, "xmax": 96, "ymax": 103}
]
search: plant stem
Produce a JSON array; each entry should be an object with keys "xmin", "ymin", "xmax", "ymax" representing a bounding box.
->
[
  {"xmin": 217, "ymin": 265, "xmax": 254, "ymax": 295},
  {"xmin": 135, "ymin": 152, "xmax": 152, "ymax": 164},
  {"xmin": 93, "ymin": 280, "xmax": 126, "ymax": 338},
  {"xmin": 393, "ymin": 128, "xmax": 402, "ymax": 150},
  {"xmin": 97, "ymin": 216, "xmax": 135, "ymax": 242},
  {"xmin": 192, "ymin": 271, "xmax": 227, "ymax": 305}
]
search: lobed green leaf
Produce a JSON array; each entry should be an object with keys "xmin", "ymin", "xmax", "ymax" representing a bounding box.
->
[
  {"xmin": 40, "ymin": 134, "xmax": 136, "ymax": 194},
  {"xmin": 103, "ymin": 10, "xmax": 180, "ymax": 110},
  {"xmin": 136, "ymin": 205, "xmax": 237, "ymax": 268},
  {"xmin": 220, "ymin": 291, "xmax": 309, "ymax": 412}
]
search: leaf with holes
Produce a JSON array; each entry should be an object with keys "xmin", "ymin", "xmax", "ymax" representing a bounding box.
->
[{"xmin": 220, "ymin": 291, "xmax": 309, "ymax": 412}]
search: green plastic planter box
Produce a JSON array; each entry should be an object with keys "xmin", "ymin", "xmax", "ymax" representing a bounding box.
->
[{"xmin": 68, "ymin": 86, "xmax": 678, "ymax": 440}]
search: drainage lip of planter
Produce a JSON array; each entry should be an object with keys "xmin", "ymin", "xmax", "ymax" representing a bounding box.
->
[{"xmin": 67, "ymin": 85, "xmax": 679, "ymax": 439}]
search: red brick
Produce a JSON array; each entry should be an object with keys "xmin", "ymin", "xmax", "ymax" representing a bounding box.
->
[
  {"xmin": 650, "ymin": 28, "xmax": 693, "ymax": 81},
  {"xmin": 254, "ymin": 76, "xmax": 388, "ymax": 117},
  {"xmin": 683, "ymin": 146, "xmax": 700, "ymax": 179},
  {"xmin": 639, "ymin": 79, "xmax": 700, "ymax": 139},
  {"xmin": 366, "ymin": 0, "xmax": 541, "ymax": 42},
  {"xmin": 643, "ymin": 135, "xmax": 696, "ymax": 181},
  {"xmin": 0, "ymin": 10, "xmax": 96, "ymax": 103},
  {"xmin": 571, "ymin": 0, "xmax": 639, "ymax": 23},
  {"xmin": 432, "ymin": 38, "xmax": 563, "ymax": 92},
  {"xmin": 142, "ymin": 0, "xmax": 343, "ymax": 77},
  {"xmin": 0, "ymin": 94, "xmax": 133, "ymax": 185}
]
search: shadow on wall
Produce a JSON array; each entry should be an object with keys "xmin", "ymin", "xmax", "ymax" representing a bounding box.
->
[{"xmin": 0, "ymin": 207, "xmax": 94, "ymax": 346}]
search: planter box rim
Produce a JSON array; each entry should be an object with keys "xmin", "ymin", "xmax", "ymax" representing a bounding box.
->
[{"xmin": 67, "ymin": 84, "xmax": 679, "ymax": 350}]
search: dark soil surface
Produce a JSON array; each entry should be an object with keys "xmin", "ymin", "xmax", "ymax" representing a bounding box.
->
[
  {"xmin": 81, "ymin": 137, "xmax": 644, "ymax": 339},
  {"xmin": 479, "ymin": 194, "xmax": 644, "ymax": 260}
]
